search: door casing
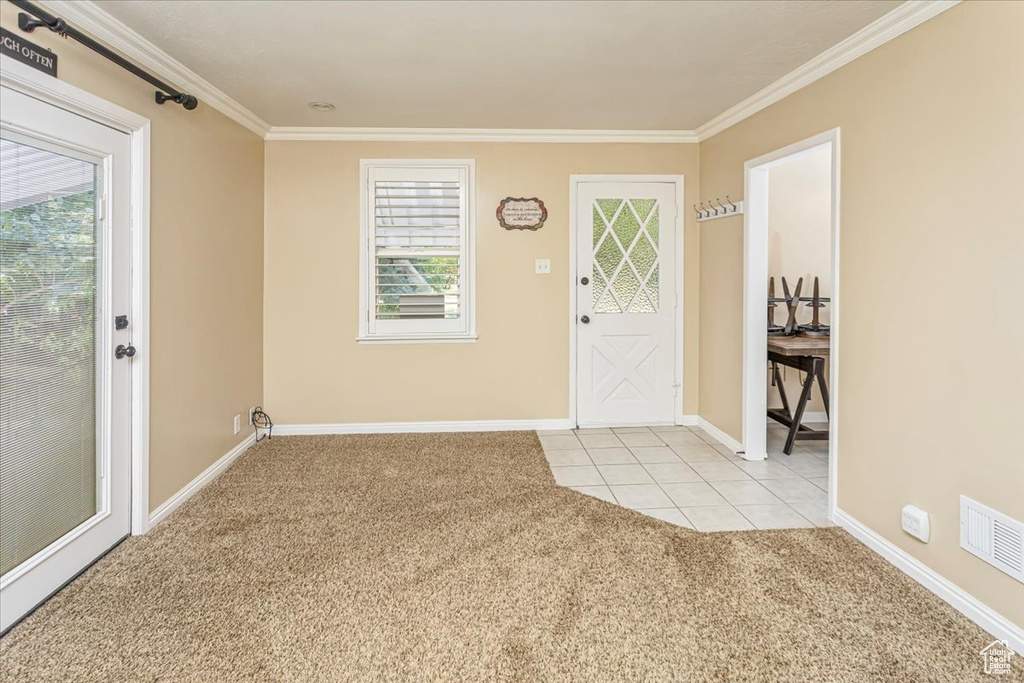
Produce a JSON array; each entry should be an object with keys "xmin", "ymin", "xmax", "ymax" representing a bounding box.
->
[
  {"xmin": 568, "ymin": 175, "xmax": 684, "ymax": 428},
  {"xmin": 0, "ymin": 56, "xmax": 152, "ymax": 535},
  {"xmin": 741, "ymin": 128, "xmax": 840, "ymax": 518}
]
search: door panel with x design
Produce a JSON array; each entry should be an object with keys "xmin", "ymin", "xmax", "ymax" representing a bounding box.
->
[{"xmin": 577, "ymin": 183, "xmax": 677, "ymax": 426}]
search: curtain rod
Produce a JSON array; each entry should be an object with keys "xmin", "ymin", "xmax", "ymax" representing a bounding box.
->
[{"xmin": 11, "ymin": 0, "xmax": 198, "ymax": 110}]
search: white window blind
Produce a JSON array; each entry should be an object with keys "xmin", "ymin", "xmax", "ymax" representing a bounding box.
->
[
  {"xmin": 360, "ymin": 161, "xmax": 475, "ymax": 342},
  {"xmin": 0, "ymin": 136, "xmax": 100, "ymax": 576}
]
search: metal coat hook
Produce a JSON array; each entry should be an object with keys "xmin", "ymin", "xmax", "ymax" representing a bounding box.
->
[{"xmin": 695, "ymin": 195, "xmax": 745, "ymax": 223}]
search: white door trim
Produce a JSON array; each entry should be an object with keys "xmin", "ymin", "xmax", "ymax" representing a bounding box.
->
[
  {"xmin": 1, "ymin": 56, "xmax": 152, "ymax": 535},
  {"xmin": 568, "ymin": 175, "xmax": 684, "ymax": 428},
  {"xmin": 741, "ymin": 129, "xmax": 841, "ymax": 518}
]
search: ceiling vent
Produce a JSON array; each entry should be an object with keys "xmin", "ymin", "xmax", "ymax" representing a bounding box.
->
[{"xmin": 961, "ymin": 495, "xmax": 1024, "ymax": 584}]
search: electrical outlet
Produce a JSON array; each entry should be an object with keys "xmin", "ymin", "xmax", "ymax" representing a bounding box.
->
[
  {"xmin": 233, "ymin": 414, "xmax": 242, "ymax": 435},
  {"xmin": 248, "ymin": 406, "xmax": 257, "ymax": 426},
  {"xmin": 535, "ymin": 258, "xmax": 551, "ymax": 275},
  {"xmin": 902, "ymin": 505, "xmax": 930, "ymax": 542}
]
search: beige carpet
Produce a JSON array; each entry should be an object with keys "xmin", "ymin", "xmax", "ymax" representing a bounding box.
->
[{"xmin": 0, "ymin": 432, "xmax": 1013, "ymax": 682}]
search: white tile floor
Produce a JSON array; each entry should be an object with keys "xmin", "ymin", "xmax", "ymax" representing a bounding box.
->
[{"xmin": 539, "ymin": 423, "xmax": 832, "ymax": 532}]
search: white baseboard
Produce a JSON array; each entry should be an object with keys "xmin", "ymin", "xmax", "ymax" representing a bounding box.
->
[
  {"xmin": 696, "ymin": 417, "xmax": 744, "ymax": 454},
  {"xmin": 275, "ymin": 418, "xmax": 573, "ymax": 436},
  {"xmin": 147, "ymin": 433, "xmax": 257, "ymax": 530},
  {"xmin": 767, "ymin": 411, "xmax": 829, "ymax": 424},
  {"xmin": 678, "ymin": 414, "xmax": 699, "ymax": 427},
  {"xmin": 833, "ymin": 508, "xmax": 1024, "ymax": 653}
]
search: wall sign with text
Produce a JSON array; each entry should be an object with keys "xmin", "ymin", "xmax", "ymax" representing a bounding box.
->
[
  {"xmin": 496, "ymin": 197, "xmax": 547, "ymax": 231},
  {"xmin": 0, "ymin": 28, "xmax": 57, "ymax": 77}
]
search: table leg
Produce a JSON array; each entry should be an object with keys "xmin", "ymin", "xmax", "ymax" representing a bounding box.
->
[
  {"xmin": 772, "ymin": 361, "xmax": 791, "ymax": 419},
  {"xmin": 784, "ymin": 367, "xmax": 816, "ymax": 455},
  {"xmin": 814, "ymin": 358, "xmax": 830, "ymax": 419}
]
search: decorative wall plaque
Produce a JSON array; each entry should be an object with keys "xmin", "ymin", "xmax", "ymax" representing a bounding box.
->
[
  {"xmin": 496, "ymin": 197, "xmax": 547, "ymax": 231},
  {"xmin": 0, "ymin": 28, "xmax": 57, "ymax": 77}
]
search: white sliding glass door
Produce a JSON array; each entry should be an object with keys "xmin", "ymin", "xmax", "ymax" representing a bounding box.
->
[{"xmin": 0, "ymin": 86, "xmax": 132, "ymax": 632}]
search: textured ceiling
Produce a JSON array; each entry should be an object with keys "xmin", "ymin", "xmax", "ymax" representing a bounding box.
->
[{"xmin": 93, "ymin": 0, "xmax": 902, "ymax": 129}]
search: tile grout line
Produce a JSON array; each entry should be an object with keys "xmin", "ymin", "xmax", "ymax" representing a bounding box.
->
[
  {"xmin": 596, "ymin": 429, "xmax": 741, "ymax": 528},
  {"xmin": 613, "ymin": 430, "xmax": 705, "ymax": 527},
  {"xmin": 575, "ymin": 433, "xmax": 622, "ymax": 503},
  {"xmin": 548, "ymin": 424, "xmax": 831, "ymax": 531},
  {"xmin": 589, "ymin": 450, "xmax": 621, "ymax": 505},
  {"xmin": 784, "ymin": 503, "xmax": 818, "ymax": 528},
  {"xmin": 588, "ymin": 431, "xmax": 677, "ymax": 513}
]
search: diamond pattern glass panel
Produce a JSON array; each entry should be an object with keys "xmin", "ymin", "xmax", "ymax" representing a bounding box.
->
[
  {"xmin": 631, "ymin": 234, "xmax": 657, "ymax": 279},
  {"xmin": 591, "ymin": 197, "xmax": 661, "ymax": 315},
  {"xmin": 595, "ymin": 198, "xmax": 622, "ymax": 224},
  {"xmin": 596, "ymin": 289, "xmax": 620, "ymax": 313},
  {"xmin": 594, "ymin": 233, "xmax": 623, "ymax": 278},
  {"xmin": 646, "ymin": 264, "xmax": 659, "ymax": 309},
  {"xmin": 647, "ymin": 206, "xmax": 659, "ymax": 244},
  {"xmin": 611, "ymin": 204, "xmax": 640, "ymax": 250},
  {"xmin": 631, "ymin": 198, "xmax": 657, "ymax": 222},
  {"xmin": 591, "ymin": 268, "xmax": 606, "ymax": 310},
  {"xmin": 592, "ymin": 207, "xmax": 604, "ymax": 246},
  {"xmin": 631, "ymin": 290, "xmax": 656, "ymax": 313},
  {"xmin": 613, "ymin": 266, "xmax": 641, "ymax": 308}
]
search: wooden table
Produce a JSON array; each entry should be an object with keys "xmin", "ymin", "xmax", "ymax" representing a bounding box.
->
[{"xmin": 767, "ymin": 335, "xmax": 830, "ymax": 454}]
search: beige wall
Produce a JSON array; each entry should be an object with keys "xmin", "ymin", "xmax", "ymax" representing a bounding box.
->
[
  {"xmin": 0, "ymin": 5, "xmax": 266, "ymax": 512},
  {"xmin": 699, "ymin": 0, "xmax": 1024, "ymax": 627},
  {"xmin": 7, "ymin": 0, "xmax": 1019, "ymax": 634},
  {"xmin": 264, "ymin": 142, "xmax": 699, "ymax": 424},
  {"xmin": 767, "ymin": 147, "xmax": 832, "ymax": 413}
]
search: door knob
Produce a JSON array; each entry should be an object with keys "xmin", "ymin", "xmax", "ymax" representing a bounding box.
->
[
  {"xmin": 580, "ymin": 276, "xmax": 589, "ymax": 285},
  {"xmin": 115, "ymin": 344, "xmax": 136, "ymax": 359},
  {"xmin": 580, "ymin": 315, "xmax": 591, "ymax": 324}
]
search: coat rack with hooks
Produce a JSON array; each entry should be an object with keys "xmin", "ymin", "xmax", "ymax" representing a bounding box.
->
[{"xmin": 695, "ymin": 196, "xmax": 743, "ymax": 222}]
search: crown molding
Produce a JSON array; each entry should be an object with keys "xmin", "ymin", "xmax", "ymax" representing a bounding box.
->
[
  {"xmin": 38, "ymin": 0, "xmax": 271, "ymax": 137},
  {"xmin": 264, "ymin": 127, "xmax": 699, "ymax": 143},
  {"xmin": 33, "ymin": 0, "xmax": 957, "ymax": 144},
  {"xmin": 694, "ymin": 0, "xmax": 961, "ymax": 141}
]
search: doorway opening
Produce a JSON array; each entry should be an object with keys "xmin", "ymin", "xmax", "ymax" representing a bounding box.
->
[{"xmin": 742, "ymin": 130, "xmax": 840, "ymax": 519}]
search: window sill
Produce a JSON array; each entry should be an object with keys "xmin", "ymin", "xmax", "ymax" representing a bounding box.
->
[{"xmin": 356, "ymin": 335, "xmax": 478, "ymax": 346}]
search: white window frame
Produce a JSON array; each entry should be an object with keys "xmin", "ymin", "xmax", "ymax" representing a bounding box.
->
[{"xmin": 358, "ymin": 159, "xmax": 477, "ymax": 344}]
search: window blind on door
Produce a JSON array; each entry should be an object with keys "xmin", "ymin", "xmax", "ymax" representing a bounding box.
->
[
  {"xmin": 0, "ymin": 137, "xmax": 100, "ymax": 577},
  {"xmin": 373, "ymin": 178, "xmax": 462, "ymax": 321}
]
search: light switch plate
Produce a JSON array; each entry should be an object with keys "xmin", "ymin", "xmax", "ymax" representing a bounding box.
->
[{"xmin": 535, "ymin": 259, "xmax": 551, "ymax": 274}]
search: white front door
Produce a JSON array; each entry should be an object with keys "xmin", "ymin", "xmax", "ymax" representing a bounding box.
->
[
  {"xmin": 0, "ymin": 86, "xmax": 133, "ymax": 632},
  {"xmin": 576, "ymin": 182, "xmax": 678, "ymax": 427}
]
